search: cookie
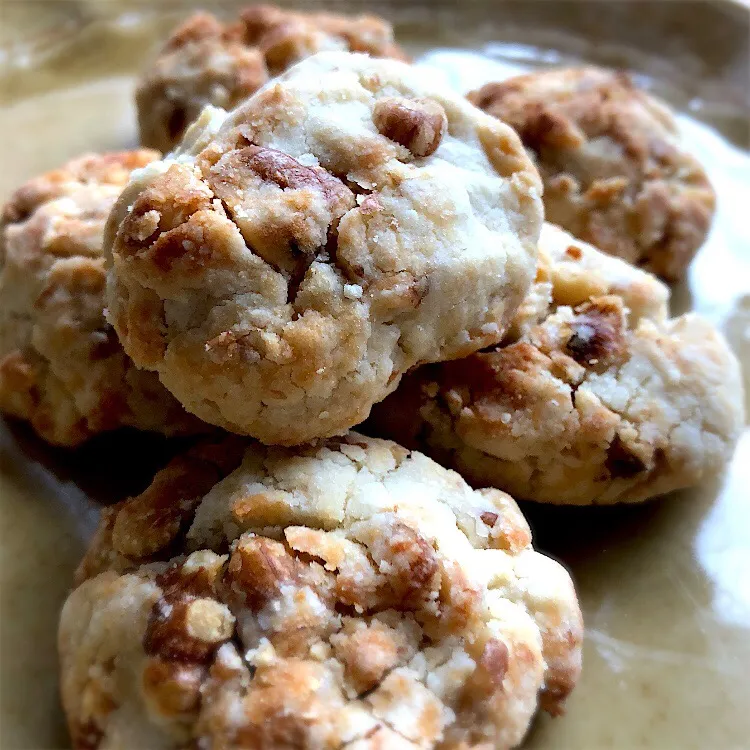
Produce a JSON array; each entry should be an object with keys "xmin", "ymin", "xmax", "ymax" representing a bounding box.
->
[
  {"xmin": 0, "ymin": 152, "xmax": 203, "ymax": 446},
  {"xmin": 368, "ymin": 223, "xmax": 744, "ymax": 505},
  {"xmin": 61, "ymin": 433, "xmax": 582, "ymax": 749},
  {"xmin": 106, "ymin": 52, "xmax": 543, "ymax": 445},
  {"xmin": 469, "ymin": 67, "xmax": 715, "ymax": 281},
  {"xmin": 137, "ymin": 5, "xmax": 408, "ymax": 151}
]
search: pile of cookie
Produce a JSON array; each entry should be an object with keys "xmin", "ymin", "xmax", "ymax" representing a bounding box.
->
[{"xmin": 0, "ymin": 6, "xmax": 743, "ymax": 749}]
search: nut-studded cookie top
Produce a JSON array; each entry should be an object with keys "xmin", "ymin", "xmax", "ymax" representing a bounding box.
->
[
  {"xmin": 107, "ymin": 52, "xmax": 543, "ymax": 445},
  {"xmin": 369, "ymin": 224, "xmax": 744, "ymax": 505},
  {"xmin": 136, "ymin": 5, "xmax": 409, "ymax": 151},
  {"xmin": 0, "ymin": 151, "xmax": 202, "ymax": 446},
  {"xmin": 62, "ymin": 433, "xmax": 582, "ymax": 750},
  {"xmin": 469, "ymin": 67, "xmax": 715, "ymax": 281}
]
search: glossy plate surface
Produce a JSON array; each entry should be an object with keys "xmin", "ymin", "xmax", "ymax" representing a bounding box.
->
[{"xmin": 1, "ymin": 2, "xmax": 748, "ymax": 747}]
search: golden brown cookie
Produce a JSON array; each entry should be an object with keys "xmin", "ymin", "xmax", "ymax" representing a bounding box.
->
[
  {"xmin": 469, "ymin": 67, "xmax": 715, "ymax": 281},
  {"xmin": 368, "ymin": 223, "xmax": 744, "ymax": 505},
  {"xmin": 137, "ymin": 5, "xmax": 408, "ymax": 151},
  {"xmin": 0, "ymin": 152, "xmax": 203, "ymax": 446},
  {"xmin": 61, "ymin": 433, "xmax": 582, "ymax": 749},
  {"xmin": 107, "ymin": 52, "xmax": 543, "ymax": 445}
]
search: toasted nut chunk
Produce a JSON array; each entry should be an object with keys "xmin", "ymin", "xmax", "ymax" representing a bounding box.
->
[{"xmin": 373, "ymin": 97, "xmax": 447, "ymax": 157}]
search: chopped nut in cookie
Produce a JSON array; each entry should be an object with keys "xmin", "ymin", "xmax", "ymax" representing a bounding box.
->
[{"xmin": 372, "ymin": 97, "xmax": 448, "ymax": 157}]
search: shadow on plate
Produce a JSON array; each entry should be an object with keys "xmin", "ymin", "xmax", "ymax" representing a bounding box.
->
[{"xmin": 0, "ymin": 416, "xmax": 194, "ymax": 506}]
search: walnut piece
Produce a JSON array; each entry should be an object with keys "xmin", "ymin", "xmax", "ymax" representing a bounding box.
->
[
  {"xmin": 372, "ymin": 97, "xmax": 447, "ymax": 157},
  {"xmin": 204, "ymin": 144, "xmax": 355, "ymax": 286}
]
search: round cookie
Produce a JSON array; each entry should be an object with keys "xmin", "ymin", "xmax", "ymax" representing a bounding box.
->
[
  {"xmin": 368, "ymin": 223, "xmax": 744, "ymax": 505},
  {"xmin": 469, "ymin": 67, "xmax": 715, "ymax": 281},
  {"xmin": 137, "ymin": 5, "xmax": 408, "ymax": 151},
  {"xmin": 106, "ymin": 52, "xmax": 543, "ymax": 445},
  {"xmin": 0, "ymin": 152, "xmax": 203, "ymax": 446},
  {"xmin": 62, "ymin": 433, "xmax": 582, "ymax": 750}
]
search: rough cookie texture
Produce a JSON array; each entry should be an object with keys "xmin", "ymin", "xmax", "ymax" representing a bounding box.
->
[
  {"xmin": 61, "ymin": 433, "xmax": 582, "ymax": 749},
  {"xmin": 0, "ymin": 152, "xmax": 202, "ymax": 446},
  {"xmin": 469, "ymin": 67, "xmax": 715, "ymax": 281},
  {"xmin": 368, "ymin": 224, "xmax": 744, "ymax": 505},
  {"xmin": 107, "ymin": 52, "xmax": 543, "ymax": 445},
  {"xmin": 137, "ymin": 5, "xmax": 408, "ymax": 151}
]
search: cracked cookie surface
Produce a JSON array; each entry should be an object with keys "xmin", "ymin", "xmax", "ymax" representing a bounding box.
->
[
  {"xmin": 107, "ymin": 52, "xmax": 543, "ymax": 445},
  {"xmin": 368, "ymin": 223, "xmax": 744, "ymax": 505},
  {"xmin": 469, "ymin": 67, "xmax": 715, "ymax": 281},
  {"xmin": 0, "ymin": 151, "xmax": 202, "ymax": 446},
  {"xmin": 137, "ymin": 5, "xmax": 408, "ymax": 151},
  {"xmin": 62, "ymin": 433, "xmax": 582, "ymax": 749}
]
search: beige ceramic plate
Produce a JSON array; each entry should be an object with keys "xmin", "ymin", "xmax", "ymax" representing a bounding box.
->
[{"xmin": 1, "ymin": 1, "xmax": 749, "ymax": 748}]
